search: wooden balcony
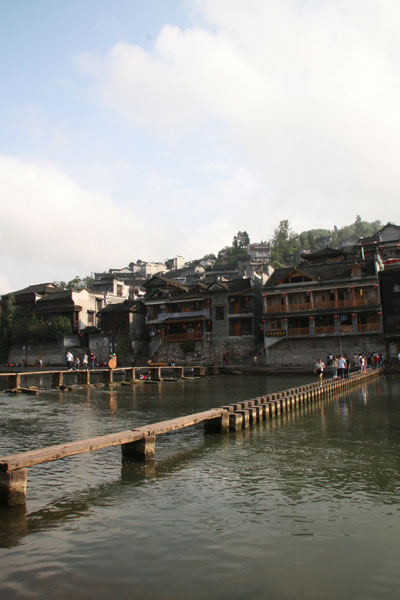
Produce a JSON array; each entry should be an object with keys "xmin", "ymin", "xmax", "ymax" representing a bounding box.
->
[
  {"xmin": 287, "ymin": 328, "xmax": 310, "ymax": 336},
  {"xmin": 339, "ymin": 325, "xmax": 353, "ymax": 333},
  {"xmin": 314, "ymin": 326, "xmax": 335, "ymax": 334},
  {"xmin": 266, "ymin": 305, "xmax": 287, "ymax": 313},
  {"xmin": 265, "ymin": 296, "xmax": 379, "ymax": 314},
  {"xmin": 357, "ymin": 323, "xmax": 381, "ymax": 332},
  {"xmin": 166, "ymin": 333, "xmax": 203, "ymax": 342}
]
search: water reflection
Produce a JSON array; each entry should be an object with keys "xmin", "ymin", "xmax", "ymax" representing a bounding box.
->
[{"xmin": 1, "ymin": 374, "xmax": 400, "ymax": 600}]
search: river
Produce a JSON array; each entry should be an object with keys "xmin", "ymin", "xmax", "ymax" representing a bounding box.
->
[{"xmin": 0, "ymin": 373, "xmax": 399, "ymax": 599}]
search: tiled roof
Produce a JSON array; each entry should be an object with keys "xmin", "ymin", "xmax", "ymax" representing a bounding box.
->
[
  {"xmin": 6, "ymin": 283, "xmax": 63, "ymax": 297},
  {"xmin": 98, "ymin": 300, "xmax": 143, "ymax": 314},
  {"xmin": 264, "ymin": 259, "xmax": 377, "ymax": 288}
]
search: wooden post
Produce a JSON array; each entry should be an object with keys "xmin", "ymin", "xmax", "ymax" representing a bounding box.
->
[
  {"xmin": 236, "ymin": 410, "xmax": 250, "ymax": 428},
  {"xmin": 82, "ymin": 370, "xmax": 90, "ymax": 385},
  {"xmin": 229, "ymin": 412, "xmax": 244, "ymax": 431},
  {"xmin": 0, "ymin": 469, "xmax": 27, "ymax": 506},
  {"xmin": 14, "ymin": 374, "xmax": 21, "ymax": 389},
  {"xmin": 54, "ymin": 371, "xmax": 63, "ymax": 387},
  {"xmin": 221, "ymin": 405, "xmax": 235, "ymax": 413},
  {"xmin": 279, "ymin": 398, "xmax": 287, "ymax": 412},
  {"xmin": 254, "ymin": 406, "xmax": 263, "ymax": 422},
  {"xmin": 204, "ymin": 411, "xmax": 229, "ymax": 434},
  {"xmin": 121, "ymin": 435, "xmax": 155, "ymax": 461},
  {"xmin": 106, "ymin": 369, "xmax": 113, "ymax": 383},
  {"xmin": 248, "ymin": 407, "xmax": 258, "ymax": 424},
  {"xmin": 129, "ymin": 368, "xmax": 136, "ymax": 382},
  {"xmin": 261, "ymin": 403, "xmax": 271, "ymax": 419}
]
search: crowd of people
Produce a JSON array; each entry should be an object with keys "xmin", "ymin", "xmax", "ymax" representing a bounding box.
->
[
  {"xmin": 315, "ymin": 351, "xmax": 384, "ymax": 385},
  {"xmin": 65, "ymin": 351, "xmax": 96, "ymax": 370}
]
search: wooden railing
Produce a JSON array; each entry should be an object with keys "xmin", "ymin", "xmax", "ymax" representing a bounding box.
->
[
  {"xmin": 265, "ymin": 296, "xmax": 379, "ymax": 313},
  {"xmin": 314, "ymin": 326, "xmax": 335, "ymax": 334},
  {"xmin": 357, "ymin": 323, "xmax": 381, "ymax": 332},
  {"xmin": 339, "ymin": 325, "xmax": 353, "ymax": 333},
  {"xmin": 287, "ymin": 328, "xmax": 310, "ymax": 336}
]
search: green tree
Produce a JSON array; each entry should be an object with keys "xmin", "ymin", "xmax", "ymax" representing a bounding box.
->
[
  {"xmin": 271, "ymin": 220, "xmax": 299, "ymax": 266},
  {"xmin": 47, "ymin": 316, "xmax": 72, "ymax": 340}
]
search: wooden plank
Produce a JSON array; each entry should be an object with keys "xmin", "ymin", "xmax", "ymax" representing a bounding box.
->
[
  {"xmin": 134, "ymin": 408, "xmax": 226, "ymax": 436},
  {"xmin": 0, "ymin": 430, "xmax": 145, "ymax": 472},
  {"xmin": 0, "ymin": 408, "xmax": 226, "ymax": 472}
]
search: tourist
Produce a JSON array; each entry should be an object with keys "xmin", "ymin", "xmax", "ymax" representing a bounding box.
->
[
  {"xmin": 344, "ymin": 355, "xmax": 350, "ymax": 378},
  {"xmin": 82, "ymin": 353, "xmax": 88, "ymax": 370},
  {"xmin": 337, "ymin": 355, "xmax": 346, "ymax": 378},
  {"xmin": 75, "ymin": 356, "xmax": 81, "ymax": 370},
  {"xmin": 332, "ymin": 355, "xmax": 338, "ymax": 379},
  {"xmin": 89, "ymin": 352, "xmax": 96, "ymax": 369},
  {"xmin": 314, "ymin": 358, "xmax": 325, "ymax": 386},
  {"xmin": 65, "ymin": 351, "xmax": 73, "ymax": 370}
]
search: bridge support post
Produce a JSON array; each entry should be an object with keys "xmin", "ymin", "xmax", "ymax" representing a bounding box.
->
[
  {"xmin": 229, "ymin": 412, "xmax": 243, "ymax": 431},
  {"xmin": 204, "ymin": 411, "xmax": 229, "ymax": 434},
  {"xmin": 235, "ymin": 410, "xmax": 250, "ymax": 428},
  {"xmin": 54, "ymin": 371, "xmax": 63, "ymax": 387},
  {"xmin": 0, "ymin": 469, "xmax": 27, "ymax": 506},
  {"xmin": 121, "ymin": 435, "xmax": 155, "ymax": 461}
]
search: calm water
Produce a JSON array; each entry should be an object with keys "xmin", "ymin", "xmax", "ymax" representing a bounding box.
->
[{"xmin": 0, "ymin": 374, "xmax": 400, "ymax": 599}]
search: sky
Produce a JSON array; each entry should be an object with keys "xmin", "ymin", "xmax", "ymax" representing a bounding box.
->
[{"xmin": 1, "ymin": 0, "xmax": 399, "ymax": 293}]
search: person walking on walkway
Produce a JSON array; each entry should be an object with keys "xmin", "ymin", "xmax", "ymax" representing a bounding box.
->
[
  {"xmin": 332, "ymin": 355, "xmax": 338, "ymax": 379},
  {"xmin": 89, "ymin": 352, "xmax": 96, "ymax": 369},
  {"xmin": 337, "ymin": 355, "xmax": 346, "ymax": 378},
  {"xmin": 314, "ymin": 358, "xmax": 325, "ymax": 386},
  {"xmin": 65, "ymin": 351, "xmax": 73, "ymax": 370}
]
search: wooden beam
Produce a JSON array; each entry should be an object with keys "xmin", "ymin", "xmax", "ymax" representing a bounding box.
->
[
  {"xmin": 0, "ymin": 430, "xmax": 145, "ymax": 472},
  {"xmin": 0, "ymin": 408, "xmax": 226, "ymax": 472}
]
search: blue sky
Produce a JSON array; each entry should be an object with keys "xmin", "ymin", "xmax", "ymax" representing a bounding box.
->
[{"xmin": 1, "ymin": 0, "xmax": 399, "ymax": 292}]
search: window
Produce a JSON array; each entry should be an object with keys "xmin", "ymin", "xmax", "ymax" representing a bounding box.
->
[
  {"xmin": 215, "ymin": 306, "xmax": 225, "ymax": 320},
  {"xmin": 88, "ymin": 311, "xmax": 94, "ymax": 325},
  {"xmin": 117, "ymin": 285, "xmax": 123, "ymax": 296}
]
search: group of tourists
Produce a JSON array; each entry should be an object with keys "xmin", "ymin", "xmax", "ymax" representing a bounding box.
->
[
  {"xmin": 317, "ymin": 350, "xmax": 384, "ymax": 383},
  {"xmin": 65, "ymin": 351, "xmax": 96, "ymax": 370}
]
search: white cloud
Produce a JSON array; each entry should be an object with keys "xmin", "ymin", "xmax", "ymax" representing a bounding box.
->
[
  {"xmin": 77, "ymin": 0, "xmax": 400, "ymax": 233},
  {"xmin": 0, "ymin": 156, "xmax": 253, "ymax": 292}
]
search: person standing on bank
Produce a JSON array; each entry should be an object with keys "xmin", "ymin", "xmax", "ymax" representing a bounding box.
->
[{"xmin": 314, "ymin": 358, "xmax": 325, "ymax": 386}]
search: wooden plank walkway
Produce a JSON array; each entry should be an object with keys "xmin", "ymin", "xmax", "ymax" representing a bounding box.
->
[
  {"xmin": 0, "ymin": 368, "xmax": 383, "ymax": 507},
  {"xmin": 0, "ymin": 365, "xmax": 209, "ymax": 388}
]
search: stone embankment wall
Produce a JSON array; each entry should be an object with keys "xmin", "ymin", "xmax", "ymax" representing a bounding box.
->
[
  {"xmin": 156, "ymin": 336, "xmax": 257, "ymax": 365},
  {"xmin": 264, "ymin": 333, "xmax": 385, "ymax": 367},
  {"xmin": 8, "ymin": 344, "xmax": 86, "ymax": 366}
]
